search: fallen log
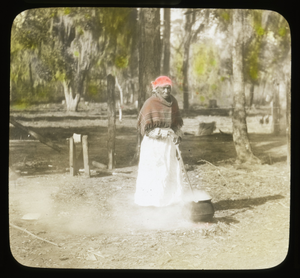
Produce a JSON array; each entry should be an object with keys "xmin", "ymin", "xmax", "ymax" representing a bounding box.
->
[
  {"xmin": 10, "ymin": 117, "xmax": 64, "ymax": 153},
  {"xmin": 219, "ymin": 129, "xmax": 232, "ymax": 135},
  {"xmin": 92, "ymin": 161, "xmax": 107, "ymax": 169},
  {"xmin": 112, "ymin": 172, "xmax": 136, "ymax": 179}
]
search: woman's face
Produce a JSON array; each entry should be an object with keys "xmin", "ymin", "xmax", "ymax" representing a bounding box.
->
[{"xmin": 157, "ymin": 85, "xmax": 171, "ymax": 100}]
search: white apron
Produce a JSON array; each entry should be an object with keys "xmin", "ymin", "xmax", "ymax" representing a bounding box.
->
[{"xmin": 134, "ymin": 128, "xmax": 184, "ymax": 207}]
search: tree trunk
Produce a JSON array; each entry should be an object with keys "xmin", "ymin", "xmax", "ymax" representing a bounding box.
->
[
  {"xmin": 286, "ymin": 78, "xmax": 291, "ymax": 166},
  {"xmin": 162, "ymin": 8, "xmax": 171, "ymax": 76},
  {"xmin": 10, "ymin": 79, "xmax": 13, "ymax": 102},
  {"xmin": 249, "ymin": 83, "xmax": 254, "ymax": 108},
  {"xmin": 130, "ymin": 81, "xmax": 135, "ymax": 103},
  {"xmin": 73, "ymin": 69, "xmax": 87, "ymax": 96},
  {"xmin": 115, "ymin": 76, "xmax": 123, "ymax": 122},
  {"xmin": 129, "ymin": 8, "xmax": 139, "ymax": 80},
  {"xmin": 62, "ymin": 68, "xmax": 87, "ymax": 112},
  {"xmin": 138, "ymin": 8, "xmax": 161, "ymax": 109},
  {"xmin": 62, "ymin": 81, "xmax": 80, "ymax": 112},
  {"xmin": 29, "ymin": 62, "xmax": 35, "ymax": 97},
  {"xmin": 132, "ymin": 8, "xmax": 161, "ymax": 165},
  {"xmin": 232, "ymin": 9, "xmax": 260, "ymax": 164},
  {"xmin": 107, "ymin": 74, "xmax": 116, "ymax": 170},
  {"xmin": 272, "ymin": 83, "xmax": 281, "ymax": 135},
  {"xmin": 182, "ymin": 10, "xmax": 193, "ymax": 111}
]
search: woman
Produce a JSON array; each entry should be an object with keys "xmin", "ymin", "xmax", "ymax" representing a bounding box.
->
[{"xmin": 134, "ymin": 76, "xmax": 184, "ymax": 207}]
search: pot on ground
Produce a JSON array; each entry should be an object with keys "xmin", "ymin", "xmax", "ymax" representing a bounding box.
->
[{"xmin": 182, "ymin": 189, "xmax": 215, "ymax": 222}]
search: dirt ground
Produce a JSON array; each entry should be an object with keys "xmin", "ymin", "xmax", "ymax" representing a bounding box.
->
[{"xmin": 8, "ymin": 103, "xmax": 290, "ymax": 270}]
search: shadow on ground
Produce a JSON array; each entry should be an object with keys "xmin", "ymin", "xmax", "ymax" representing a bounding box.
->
[
  {"xmin": 213, "ymin": 194, "xmax": 285, "ymax": 211},
  {"xmin": 208, "ymin": 194, "xmax": 285, "ymax": 225},
  {"xmin": 181, "ymin": 133, "xmax": 287, "ymax": 165},
  {"xmin": 9, "ymin": 122, "xmax": 287, "ymax": 173},
  {"xmin": 10, "ymin": 109, "xmax": 137, "ymax": 122},
  {"xmin": 213, "ymin": 216, "xmax": 241, "ymax": 224},
  {"xmin": 9, "ymin": 125, "xmax": 136, "ymax": 142}
]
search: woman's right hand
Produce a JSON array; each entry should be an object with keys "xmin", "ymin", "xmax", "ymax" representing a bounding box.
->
[{"xmin": 170, "ymin": 133, "xmax": 181, "ymax": 145}]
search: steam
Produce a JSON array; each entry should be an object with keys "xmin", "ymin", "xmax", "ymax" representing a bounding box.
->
[
  {"xmin": 183, "ymin": 189, "xmax": 212, "ymax": 203},
  {"xmin": 10, "ymin": 184, "xmax": 206, "ymax": 236},
  {"xmin": 9, "ymin": 185, "xmax": 55, "ymax": 221},
  {"xmin": 56, "ymin": 192, "xmax": 195, "ymax": 235},
  {"xmin": 105, "ymin": 192, "xmax": 195, "ymax": 232}
]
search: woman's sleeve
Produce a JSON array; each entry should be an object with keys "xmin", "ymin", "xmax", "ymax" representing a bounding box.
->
[{"xmin": 173, "ymin": 127, "xmax": 183, "ymax": 138}]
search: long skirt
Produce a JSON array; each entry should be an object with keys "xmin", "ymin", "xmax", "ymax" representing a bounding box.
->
[{"xmin": 134, "ymin": 130, "xmax": 184, "ymax": 207}]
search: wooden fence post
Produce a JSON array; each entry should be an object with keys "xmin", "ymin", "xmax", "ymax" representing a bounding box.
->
[
  {"xmin": 69, "ymin": 136, "xmax": 76, "ymax": 176},
  {"xmin": 82, "ymin": 135, "xmax": 90, "ymax": 177},
  {"xmin": 107, "ymin": 74, "xmax": 116, "ymax": 170}
]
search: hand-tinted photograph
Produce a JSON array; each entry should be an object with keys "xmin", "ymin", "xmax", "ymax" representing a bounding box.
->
[{"xmin": 9, "ymin": 7, "xmax": 291, "ymax": 270}]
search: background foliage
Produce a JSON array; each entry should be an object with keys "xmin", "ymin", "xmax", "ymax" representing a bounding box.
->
[{"xmin": 10, "ymin": 8, "xmax": 290, "ymax": 109}]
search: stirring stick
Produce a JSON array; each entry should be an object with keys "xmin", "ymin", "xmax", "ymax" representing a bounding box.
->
[{"xmin": 176, "ymin": 145, "xmax": 195, "ymax": 197}]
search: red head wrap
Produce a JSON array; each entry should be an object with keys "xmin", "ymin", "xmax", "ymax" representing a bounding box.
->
[{"xmin": 151, "ymin": 76, "xmax": 172, "ymax": 89}]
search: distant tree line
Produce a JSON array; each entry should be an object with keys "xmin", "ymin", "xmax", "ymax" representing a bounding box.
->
[{"xmin": 11, "ymin": 8, "xmax": 290, "ymax": 112}]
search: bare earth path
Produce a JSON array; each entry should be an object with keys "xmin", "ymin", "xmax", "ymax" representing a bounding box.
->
[
  {"xmin": 8, "ymin": 105, "xmax": 290, "ymax": 270},
  {"xmin": 9, "ymin": 146, "xmax": 290, "ymax": 270}
]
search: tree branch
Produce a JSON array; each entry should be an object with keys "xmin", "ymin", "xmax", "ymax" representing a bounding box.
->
[
  {"xmin": 170, "ymin": 43, "xmax": 183, "ymax": 56},
  {"xmin": 10, "ymin": 223, "xmax": 60, "ymax": 247},
  {"xmin": 197, "ymin": 159, "xmax": 229, "ymax": 185},
  {"xmin": 191, "ymin": 23, "xmax": 205, "ymax": 43}
]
